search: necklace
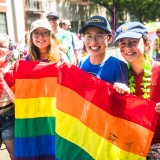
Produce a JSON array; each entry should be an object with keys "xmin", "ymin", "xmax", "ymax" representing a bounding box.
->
[{"xmin": 128, "ymin": 54, "xmax": 152, "ymax": 99}]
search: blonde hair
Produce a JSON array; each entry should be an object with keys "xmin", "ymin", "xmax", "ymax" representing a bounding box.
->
[{"xmin": 29, "ymin": 31, "xmax": 62, "ymax": 62}]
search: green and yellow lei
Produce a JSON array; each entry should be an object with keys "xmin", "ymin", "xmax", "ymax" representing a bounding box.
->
[{"xmin": 128, "ymin": 54, "xmax": 152, "ymax": 99}]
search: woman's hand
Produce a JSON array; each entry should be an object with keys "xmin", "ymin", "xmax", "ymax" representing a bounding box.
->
[
  {"xmin": 113, "ymin": 82, "xmax": 130, "ymax": 94},
  {"xmin": 155, "ymin": 102, "xmax": 160, "ymax": 113}
]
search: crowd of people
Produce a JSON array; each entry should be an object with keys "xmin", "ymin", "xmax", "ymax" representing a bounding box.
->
[{"xmin": 0, "ymin": 10, "xmax": 160, "ymax": 160}]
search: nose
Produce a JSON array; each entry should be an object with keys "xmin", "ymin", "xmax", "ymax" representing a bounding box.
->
[
  {"xmin": 126, "ymin": 41, "xmax": 134, "ymax": 48},
  {"xmin": 38, "ymin": 33, "xmax": 45, "ymax": 38},
  {"xmin": 89, "ymin": 37, "xmax": 98, "ymax": 42},
  {"xmin": 39, "ymin": 33, "xmax": 43, "ymax": 37}
]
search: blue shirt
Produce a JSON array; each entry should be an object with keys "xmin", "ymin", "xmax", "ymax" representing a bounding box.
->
[{"xmin": 78, "ymin": 55, "xmax": 128, "ymax": 84}]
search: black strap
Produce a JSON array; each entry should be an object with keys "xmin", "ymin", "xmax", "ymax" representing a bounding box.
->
[{"xmin": 0, "ymin": 103, "xmax": 13, "ymax": 110}]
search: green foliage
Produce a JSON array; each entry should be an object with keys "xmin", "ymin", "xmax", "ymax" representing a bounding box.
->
[
  {"xmin": 84, "ymin": 0, "xmax": 160, "ymax": 24},
  {"xmin": 122, "ymin": 0, "xmax": 160, "ymax": 22}
]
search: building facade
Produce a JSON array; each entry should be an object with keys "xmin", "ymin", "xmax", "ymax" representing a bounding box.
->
[{"xmin": 0, "ymin": 0, "xmax": 108, "ymax": 43}]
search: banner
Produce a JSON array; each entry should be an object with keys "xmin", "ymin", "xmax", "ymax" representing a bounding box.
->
[{"xmin": 7, "ymin": 60, "xmax": 158, "ymax": 160}]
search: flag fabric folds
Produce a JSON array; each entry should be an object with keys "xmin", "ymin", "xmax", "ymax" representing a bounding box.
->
[
  {"xmin": 10, "ymin": 60, "xmax": 158, "ymax": 160},
  {"xmin": 13, "ymin": 61, "xmax": 58, "ymax": 160}
]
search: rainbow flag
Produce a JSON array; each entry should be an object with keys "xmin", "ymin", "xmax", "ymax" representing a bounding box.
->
[
  {"xmin": 7, "ymin": 60, "xmax": 158, "ymax": 160},
  {"xmin": 13, "ymin": 61, "xmax": 58, "ymax": 160}
]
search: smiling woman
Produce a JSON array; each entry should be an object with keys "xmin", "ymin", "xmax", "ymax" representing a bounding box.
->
[
  {"xmin": 25, "ymin": 19, "xmax": 70, "ymax": 63},
  {"xmin": 113, "ymin": 21, "xmax": 160, "ymax": 159}
]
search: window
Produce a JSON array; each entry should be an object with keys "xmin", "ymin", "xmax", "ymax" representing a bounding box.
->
[
  {"xmin": 0, "ymin": 12, "xmax": 7, "ymax": 34},
  {"xmin": 26, "ymin": 0, "xmax": 43, "ymax": 11}
]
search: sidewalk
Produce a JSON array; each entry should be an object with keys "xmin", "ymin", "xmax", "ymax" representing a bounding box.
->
[{"xmin": 0, "ymin": 144, "xmax": 10, "ymax": 160}]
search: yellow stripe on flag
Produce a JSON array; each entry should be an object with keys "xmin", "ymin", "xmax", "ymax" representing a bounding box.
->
[
  {"xmin": 15, "ymin": 97, "xmax": 56, "ymax": 118},
  {"xmin": 56, "ymin": 109, "xmax": 146, "ymax": 160}
]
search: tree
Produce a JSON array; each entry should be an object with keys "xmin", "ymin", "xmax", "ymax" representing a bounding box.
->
[
  {"xmin": 122, "ymin": 0, "xmax": 160, "ymax": 22},
  {"xmin": 84, "ymin": 0, "xmax": 160, "ymax": 29},
  {"xmin": 83, "ymin": 0, "xmax": 124, "ymax": 30}
]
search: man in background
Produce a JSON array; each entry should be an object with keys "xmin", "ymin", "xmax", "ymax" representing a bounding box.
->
[
  {"xmin": 60, "ymin": 19, "xmax": 83, "ymax": 65},
  {"xmin": 46, "ymin": 11, "xmax": 76, "ymax": 64}
]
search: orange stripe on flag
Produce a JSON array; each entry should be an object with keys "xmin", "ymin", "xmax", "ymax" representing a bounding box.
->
[{"xmin": 16, "ymin": 78, "xmax": 57, "ymax": 98}]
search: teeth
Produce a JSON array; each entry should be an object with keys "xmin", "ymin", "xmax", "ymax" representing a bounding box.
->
[
  {"xmin": 126, "ymin": 52, "xmax": 133, "ymax": 55},
  {"xmin": 90, "ymin": 47, "xmax": 99, "ymax": 50}
]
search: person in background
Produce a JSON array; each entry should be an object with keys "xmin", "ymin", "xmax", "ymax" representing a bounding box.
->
[
  {"xmin": 0, "ymin": 34, "xmax": 15, "ymax": 160},
  {"xmin": 60, "ymin": 19, "xmax": 72, "ymax": 31},
  {"xmin": 17, "ymin": 34, "xmax": 30, "ymax": 59},
  {"xmin": 78, "ymin": 15, "xmax": 128, "ymax": 84},
  {"xmin": 23, "ymin": 34, "xmax": 30, "ymax": 57},
  {"xmin": 113, "ymin": 22, "xmax": 160, "ymax": 159},
  {"xmin": 46, "ymin": 11, "xmax": 76, "ymax": 64},
  {"xmin": 150, "ymin": 35, "xmax": 158, "ymax": 60},
  {"xmin": 155, "ymin": 28, "xmax": 160, "ymax": 61},
  {"xmin": 25, "ymin": 19, "xmax": 69, "ymax": 63},
  {"xmin": 60, "ymin": 19, "xmax": 83, "ymax": 65}
]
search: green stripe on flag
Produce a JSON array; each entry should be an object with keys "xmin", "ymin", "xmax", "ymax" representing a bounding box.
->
[
  {"xmin": 56, "ymin": 135, "xmax": 94, "ymax": 160},
  {"xmin": 15, "ymin": 117, "xmax": 55, "ymax": 137}
]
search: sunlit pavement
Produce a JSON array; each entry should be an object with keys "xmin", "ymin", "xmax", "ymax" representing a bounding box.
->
[{"xmin": 0, "ymin": 143, "xmax": 10, "ymax": 160}]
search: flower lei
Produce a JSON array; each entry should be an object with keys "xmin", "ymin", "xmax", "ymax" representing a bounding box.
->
[{"xmin": 128, "ymin": 54, "xmax": 152, "ymax": 99}]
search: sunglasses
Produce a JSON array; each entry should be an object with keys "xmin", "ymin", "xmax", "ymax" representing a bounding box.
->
[{"xmin": 47, "ymin": 17, "xmax": 58, "ymax": 21}]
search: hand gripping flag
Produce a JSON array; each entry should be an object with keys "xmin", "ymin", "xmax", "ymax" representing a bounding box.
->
[{"xmin": 4, "ymin": 60, "xmax": 158, "ymax": 160}]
